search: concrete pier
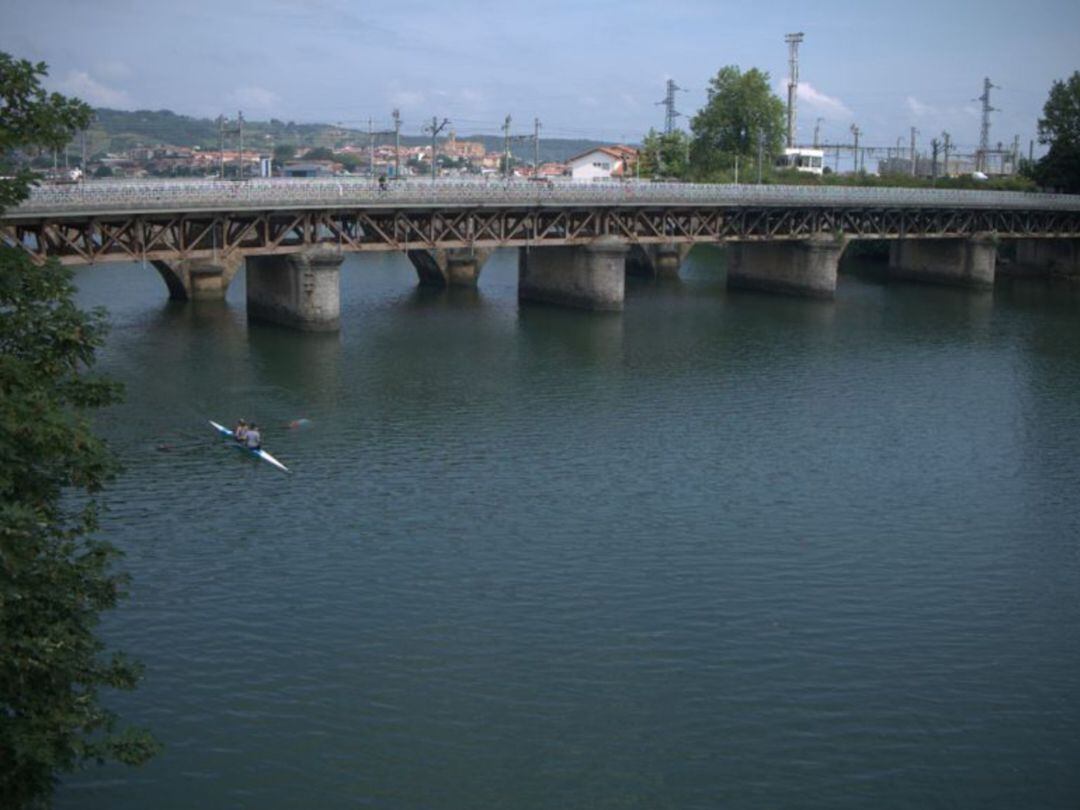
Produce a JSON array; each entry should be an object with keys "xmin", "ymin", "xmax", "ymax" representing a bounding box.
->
[
  {"xmin": 407, "ymin": 248, "xmax": 492, "ymax": 287},
  {"xmin": 727, "ymin": 235, "xmax": 847, "ymax": 298},
  {"xmin": 245, "ymin": 249, "xmax": 343, "ymax": 331},
  {"xmin": 626, "ymin": 243, "xmax": 692, "ymax": 279},
  {"xmin": 1013, "ymin": 238, "xmax": 1080, "ymax": 277},
  {"xmin": 518, "ymin": 237, "xmax": 628, "ymax": 310},
  {"xmin": 151, "ymin": 254, "xmax": 243, "ymax": 301},
  {"xmin": 888, "ymin": 235, "xmax": 997, "ymax": 288}
]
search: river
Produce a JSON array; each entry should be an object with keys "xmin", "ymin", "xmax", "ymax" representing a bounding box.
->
[{"xmin": 58, "ymin": 247, "xmax": 1080, "ymax": 809}]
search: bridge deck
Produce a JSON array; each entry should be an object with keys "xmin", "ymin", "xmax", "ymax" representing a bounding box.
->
[{"xmin": 6, "ymin": 178, "xmax": 1080, "ymax": 219}]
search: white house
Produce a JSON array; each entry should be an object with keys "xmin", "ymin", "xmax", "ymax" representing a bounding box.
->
[
  {"xmin": 774, "ymin": 147, "xmax": 825, "ymax": 175},
  {"xmin": 567, "ymin": 145, "xmax": 638, "ymax": 181}
]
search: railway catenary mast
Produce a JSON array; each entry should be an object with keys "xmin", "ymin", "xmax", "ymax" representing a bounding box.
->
[{"xmin": 785, "ymin": 32, "xmax": 804, "ymax": 149}]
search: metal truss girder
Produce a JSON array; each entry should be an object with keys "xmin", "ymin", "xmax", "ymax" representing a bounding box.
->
[{"xmin": 6, "ymin": 203, "xmax": 1080, "ymax": 265}]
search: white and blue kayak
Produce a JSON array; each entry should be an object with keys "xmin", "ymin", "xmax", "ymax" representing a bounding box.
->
[{"xmin": 209, "ymin": 420, "xmax": 290, "ymax": 473}]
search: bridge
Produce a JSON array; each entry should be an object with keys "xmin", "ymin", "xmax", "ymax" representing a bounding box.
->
[{"xmin": 4, "ymin": 178, "xmax": 1080, "ymax": 329}]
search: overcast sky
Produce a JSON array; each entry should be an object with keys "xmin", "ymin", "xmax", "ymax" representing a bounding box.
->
[{"xmin": 3, "ymin": 0, "xmax": 1078, "ymax": 154}]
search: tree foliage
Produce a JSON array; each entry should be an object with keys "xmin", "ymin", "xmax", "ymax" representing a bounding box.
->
[
  {"xmin": 688, "ymin": 66, "xmax": 786, "ymax": 181},
  {"xmin": 638, "ymin": 128, "xmax": 691, "ymax": 179},
  {"xmin": 1034, "ymin": 71, "xmax": 1080, "ymax": 193},
  {"xmin": 1, "ymin": 51, "xmax": 157, "ymax": 810},
  {"xmin": 0, "ymin": 53, "xmax": 93, "ymax": 210},
  {"xmin": 303, "ymin": 146, "xmax": 335, "ymax": 161},
  {"xmin": 272, "ymin": 143, "xmax": 296, "ymax": 162}
]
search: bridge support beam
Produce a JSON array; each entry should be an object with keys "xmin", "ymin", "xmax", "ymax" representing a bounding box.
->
[
  {"xmin": 1013, "ymin": 238, "xmax": 1080, "ymax": 277},
  {"xmin": 518, "ymin": 237, "xmax": 627, "ymax": 311},
  {"xmin": 151, "ymin": 255, "xmax": 243, "ymax": 301},
  {"xmin": 407, "ymin": 248, "xmax": 493, "ymax": 287},
  {"xmin": 245, "ymin": 249, "xmax": 343, "ymax": 331},
  {"xmin": 727, "ymin": 235, "xmax": 846, "ymax": 298},
  {"xmin": 626, "ymin": 243, "xmax": 692, "ymax": 279},
  {"xmin": 888, "ymin": 235, "xmax": 996, "ymax": 288}
]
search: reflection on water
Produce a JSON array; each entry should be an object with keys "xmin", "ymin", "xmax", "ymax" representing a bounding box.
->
[{"xmin": 62, "ymin": 249, "xmax": 1080, "ymax": 810}]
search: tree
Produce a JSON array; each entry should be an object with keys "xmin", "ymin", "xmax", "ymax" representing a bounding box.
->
[
  {"xmin": 272, "ymin": 143, "xmax": 296, "ymax": 163},
  {"xmin": 1034, "ymin": 71, "xmax": 1080, "ymax": 193},
  {"xmin": 0, "ymin": 52, "xmax": 157, "ymax": 809},
  {"xmin": 688, "ymin": 66, "xmax": 786, "ymax": 181},
  {"xmin": 303, "ymin": 146, "xmax": 335, "ymax": 161},
  {"xmin": 334, "ymin": 151, "xmax": 362, "ymax": 172},
  {"xmin": 638, "ymin": 128, "xmax": 691, "ymax": 179},
  {"xmin": 1, "ymin": 55, "xmax": 93, "ymax": 210}
]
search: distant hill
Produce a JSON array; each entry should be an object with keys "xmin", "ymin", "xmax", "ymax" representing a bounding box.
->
[{"xmin": 87, "ymin": 108, "xmax": 610, "ymax": 163}]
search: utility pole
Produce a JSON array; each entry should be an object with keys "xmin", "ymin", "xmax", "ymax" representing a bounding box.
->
[
  {"xmin": 909, "ymin": 126, "xmax": 919, "ymax": 176},
  {"xmin": 392, "ymin": 109, "xmax": 401, "ymax": 180},
  {"xmin": 931, "ymin": 137, "xmax": 940, "ymax": 183},
  {"xmin": 424, "ymin": 116, "xmax": 449, "ymax": 182},
  {"xmin": 756, "ymin": 130, "xmax": 764, "ymax": 184},
  {"xmin": 785, "ymin": 32, "xmax": 804, "ymax": 149},
  {"xmin": 237, "ymin": 111, "xmax": 244, "ymax": 180},
  {"xmin": 218, "ymin": 115, "xmax": 225, "ymax": 178},
  {"xmin": 533, "ymin": 117, "xmax": 541, "ymax": 178},
  {"xmin": 813, "ymin": 117, "xmax": 823, "ymax": 149},
  {"xmin": 656, "ymin": 79, "xmax": 685, "ymax": 134},
  {"xmin": 942, "ymin": 131, "xmax": 952, "ymax": 178},
  {"xmin": 368, "ymin": 117, "xmax": 375, "ymax": 176},
  {"xmin": 850, "ymin": 124, "xmax": 861, "ymax": 173},
  {"xmin": 502, "ymin": 114, "xmax": 512, "ymax": 179},
  {"xmin": 976, "ymin": 77, "xmax": 999, "ymax": 172},
  {"xmin": 1012, "ymin": 134, "xmax": 1021, "ymax": 174}
]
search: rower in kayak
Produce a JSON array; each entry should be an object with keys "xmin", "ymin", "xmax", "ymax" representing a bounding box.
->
[
  {"xmin": 234, "ymin": 418, "xmax": 248, "ymax": 442},
  {"xmin": 208, "ymin": 420, "xmax": 289, "ymax": 473}
]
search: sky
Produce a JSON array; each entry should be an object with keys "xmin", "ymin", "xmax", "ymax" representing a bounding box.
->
[{"xmin": 3, "ymin": 0, "xmax": 1079, "ymax": 158}]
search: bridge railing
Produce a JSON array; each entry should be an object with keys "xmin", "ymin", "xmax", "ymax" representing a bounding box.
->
[{"xmin": 8, "ymin": 177, "xmax": 1080, "ymax": 216}]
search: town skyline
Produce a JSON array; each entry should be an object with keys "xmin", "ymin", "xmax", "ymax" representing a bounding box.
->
[{"xmin": 3, "ymin": 0, "xmax": 1079, "ymax": 158}]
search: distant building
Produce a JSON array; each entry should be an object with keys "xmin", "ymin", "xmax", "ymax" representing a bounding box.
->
[
  {"xmin": 567, "ymin": 145, "xmax": 638, "ymax": 181},
  {"xmin": 282, "ymin": 160, "xmax": 339, "ymax": 178},
  {"xmin": 878, "ymin": 155, "xmax": 978, "ymax": 178},
  {"xmin": 442, "ymin": 131, "xmax": 485, "ymax": 160},
  {"xmin": 878, "ymin": 157, "xmax": 914, "ymax": 176},
  {"xmin": 536, "ymin": 161, "xmax": 568, "ymax": 178},
  {"xmin": 775, "ymin": 147, "xmax": 824, "ymax": 175}
]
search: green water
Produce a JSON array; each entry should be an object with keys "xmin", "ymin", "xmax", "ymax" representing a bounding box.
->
[{"xmin": 58, "ymin": 248, "xmax": 1080, "ymax": 809}]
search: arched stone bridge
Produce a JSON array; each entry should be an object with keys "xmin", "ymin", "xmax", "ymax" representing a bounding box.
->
[{"xmin": 4, "ymin": 179, "xmax": 1080, "ymax": 329}]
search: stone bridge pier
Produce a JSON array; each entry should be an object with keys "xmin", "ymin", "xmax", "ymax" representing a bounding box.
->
[
  {"xmin": 151, "ymin": 254, "xmax": 243, "ymax": 301},
  {"xmin": 518, "ymin": 237, "xmax": 628, "ymax": 310},
  {"xmin": 888, "ymin": 234, "xmax": 997, "ymax": 287},
  {"xmin": 1013, "ymin": 238, "xmax": 1080, "ymax": 277},
  {"xmin": 245, "ymin": 249, "xmax": 343, "ymax": 331},
  {"xmin": 626, "ymin": 243, "xmax": 693, "ymax": 279},
  {"xmin": 727, "ymin": 235, "xmax": 848, "ymax": 298},
  {"xmin": 407, "ymin": 248, "xmax": 493, "ymax": 287}
]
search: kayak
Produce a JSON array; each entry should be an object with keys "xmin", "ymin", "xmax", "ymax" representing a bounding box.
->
[{"xmin": 209, "ymin": 420, "xmax": 290, "ymax": 473}]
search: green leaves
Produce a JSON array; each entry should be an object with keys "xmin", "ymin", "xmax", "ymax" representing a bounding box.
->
[
  {"xmin": 0, "ymin": 53, "xmax": 94, "ymax": 213},
  {"xmin": 1035, "ymin": 72, "xmax": 1080, "ymax": 193},
  {"xmin": 639, "ymin": 128, "xmax": 691, "ymax": 179},
  {"xmin": 689, "ymin": 65, "xmax": 786, "ymax": 181},
  {"xmin": 1, "ymin": 52, "xmax": 154, "ymax": 810}
]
